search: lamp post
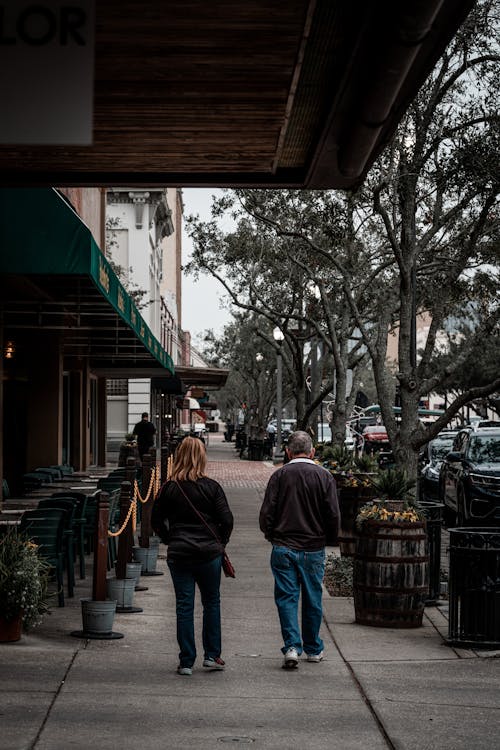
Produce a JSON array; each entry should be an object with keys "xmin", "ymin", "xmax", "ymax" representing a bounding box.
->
[
  {"xmin": 255, "ymin": 352, "xmax": 264, "ymax": 431},
  {"xmin": 273, "ymin": 327, "xmax": 285, "ymax": 462}
]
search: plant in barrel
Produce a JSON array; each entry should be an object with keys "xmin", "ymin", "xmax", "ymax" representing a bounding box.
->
[
  {"xmin": 328, "ymin": 448, "xmax": 379, "ymax": 558},
  {"xmin": 353, "ymin": 468, "xmax": 429, "ymax": 628}
]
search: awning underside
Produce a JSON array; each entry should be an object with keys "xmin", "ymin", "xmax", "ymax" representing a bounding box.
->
[
  {"xmin": 0, "ymin": 188, "xmax": 174, "ymax": 375},
  {"xmin": 1, "ymin": 274, "xmax": 172, "ymax": 372}
]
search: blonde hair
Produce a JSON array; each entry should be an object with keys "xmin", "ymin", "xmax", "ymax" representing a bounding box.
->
[{"xmin": 170, "ymin": 436, "xmax": 207, "ymax": 481}]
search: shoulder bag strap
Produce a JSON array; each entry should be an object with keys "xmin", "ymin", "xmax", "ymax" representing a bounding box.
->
[{"xmin": 174, "ymin": 480, "xmax": 222, "ymax": 544}]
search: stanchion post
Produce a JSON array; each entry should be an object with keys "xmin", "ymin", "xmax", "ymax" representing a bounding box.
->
[
  {"xmin": 139, "ymin": 452, "xmax": 153, "ymax": 548},
  {"xmin": 92, "ymin": 491, "xmax": 109, "ymax": 602},
  {"xmin": 161, "ymin": 446, "xmax": 169, "ymax": 485},
  {"xmin": 125, "ymin": 456, "xmax": 136, "ymax": 485},
  {"xmin": 115, "ymin": 481, "xmax": 133, "ymax": 580}
]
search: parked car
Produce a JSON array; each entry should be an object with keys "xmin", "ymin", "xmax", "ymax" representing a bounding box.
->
[
  {"xmin": 316, "ymin": 423, "xmax": 355, "ymax": 449},
  {"xmin": 439, "ymin": 427, "xmax": 500, "ymax": 525},
  {"xmin": 419, "ymin": 432, "xmax": 457, "ymax": 502},
  {"xmin": 362, "ymin": 424, "xmax": 390, "ymax": 454}
]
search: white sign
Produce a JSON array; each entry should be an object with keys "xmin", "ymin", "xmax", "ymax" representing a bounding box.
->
[{"xmin": 0, "ymin": 1, "xmax": 94, "ymax": 144}]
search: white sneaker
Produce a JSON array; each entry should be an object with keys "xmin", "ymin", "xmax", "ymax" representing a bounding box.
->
[
  {"xmin": 203, "ymin": 657, "xmax": 225, "ymax": 671},
  {"xmin": 177, "ymin": 666, "xmax": 192, "ymax": 676},
  {"xmin": 283, "ymin": 647, "xmax": 299, "ymax": 669},
  {"xmin": 305, "ymin": 651, "xmax": 324, "ymax": 663}
]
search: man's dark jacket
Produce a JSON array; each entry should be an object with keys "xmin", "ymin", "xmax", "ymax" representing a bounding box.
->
[
  {"xmin": 259, "ymin": 459, "xmax": 340, "ymax": 551},
  {"xmin": 133, "ymin": 419, "xmax": 156, "ymax": 450}
]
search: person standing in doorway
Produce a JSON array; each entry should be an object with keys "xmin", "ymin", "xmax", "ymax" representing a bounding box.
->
[
  {"xmin": 259, "ymin": 430, "xmax": 339, "ymax": 669},
  {"xmin": 132, "ymin": 412, "xmax": 156, "ymax": 459}
]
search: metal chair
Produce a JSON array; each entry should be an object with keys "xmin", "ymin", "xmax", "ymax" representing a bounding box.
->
[
  {"xmin": 19, "ymin": 508, "xmax": 66, "ymax": 607},
  {"xmin": 37, "ymin": 498, "xmax": 77, "ymax": 597}
]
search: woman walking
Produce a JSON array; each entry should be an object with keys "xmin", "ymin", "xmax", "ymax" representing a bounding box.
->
[{"xmin": 152, "ymin": 437, "xmax": 233, "ymax": 676}]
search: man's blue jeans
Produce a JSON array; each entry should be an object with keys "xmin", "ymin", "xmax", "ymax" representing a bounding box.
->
[
  {"xmin": 270, "ymin": 546, "xmax": 325, "ymax": 656},
  {"xmin": 167, "ymin": 556, "xmax": 222, "ymax": 668}
]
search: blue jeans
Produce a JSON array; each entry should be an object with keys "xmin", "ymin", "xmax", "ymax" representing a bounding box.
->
[
  {"xmin": 270, "ymin": 546, "xmax": 325, "ymax": 656},
  {"xmin": 167, "ymin": 556, "xmax": 222, "ymax": 668}
]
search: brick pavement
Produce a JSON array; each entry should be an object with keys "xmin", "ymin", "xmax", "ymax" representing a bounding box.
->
[
  {"xmin": 205, "ymin": 433, "xmax": 277, "ymax": 489},
  {"xmin": 207, "ymin": 459, "xmax": 275, "ymax": 488}
]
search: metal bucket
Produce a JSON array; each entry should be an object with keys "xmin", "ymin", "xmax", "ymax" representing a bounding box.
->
[
  {"xmin": 81, "ymin": 598, "xmax": 117, "ymax": 635},
  {"xmin": 106, "ymin": 577, "xmax": 136, "ymax": 609},
  {"xmin": 133, "ymin": 545, "xmax": 159, "ymax": 573},
  {"xmin": 126, "ymin": 562, "xmax": 143, "ymax": 587}
]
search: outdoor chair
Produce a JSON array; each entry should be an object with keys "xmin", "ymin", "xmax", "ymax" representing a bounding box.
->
[
  {"xmin": 37, "ymin": 498, "xmax": 77, "ymax": 597},
  {"xmin": 19, "ymin": 508, "xmax": 66, "ymax": 607},
  {"xmin": 35, "ymin": 467, "xmax": 63, "ymax": 481},
  {"xmin": 22, "ymin": 472, "xmax": 48, "ymax": 493},
  {"xmin": 50, "ymin": 464, "xmax": 74, "ymax": 476},
  {"xmin": 51, "ymin": 491, "xmax": 90, "ymax": 579}
]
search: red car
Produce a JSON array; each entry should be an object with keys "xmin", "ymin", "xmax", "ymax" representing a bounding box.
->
[{"xmin": 362, "ymin": 425, "xmax": 390, "ymax": 453}]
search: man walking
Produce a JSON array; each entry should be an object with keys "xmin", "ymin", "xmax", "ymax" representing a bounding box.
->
[
  {"xmin": 132, "ymin": 412, "xmax": 156, "ymax": 459},
  {"xmin": 259, "ymin": 430, "xmax": 339, "ymax": 669}
]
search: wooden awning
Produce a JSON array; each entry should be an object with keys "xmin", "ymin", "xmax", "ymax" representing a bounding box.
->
[{"xmin": 0, "ymin": 0, "xmax": 473, "ymax": 189}]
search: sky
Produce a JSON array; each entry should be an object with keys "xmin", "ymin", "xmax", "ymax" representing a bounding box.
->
[{"xmin": 181, "ymin": 188, "xmax": 234, "ymax": 344}]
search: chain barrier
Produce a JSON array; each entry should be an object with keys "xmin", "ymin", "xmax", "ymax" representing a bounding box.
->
[
  {"xmin": 106, "ymin": 463, "xmax": 163, "ymax": 539},
  {"xmin": 134, "ymin": 465, "xmax": 158, "ymax": 505},
  {"xmin": 108, "ymin": 498, "xmax": 137, "ymax": 537}
]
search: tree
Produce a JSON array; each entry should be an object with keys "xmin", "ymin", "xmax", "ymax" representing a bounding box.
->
[
  {"xmin": 354, "ymin": 0, "xmax": 500, "ymax": 473},
  {"xmin": 201, "ymin": 316, "xmax": 278, "ymax": 434},
  {"xmin": 186, "ymin": 191, "xmax": 370, "ymax": 440}
]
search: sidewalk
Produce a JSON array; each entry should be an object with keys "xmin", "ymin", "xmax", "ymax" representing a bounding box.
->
[{"xmin": 1, "ymin": 434, "xmax": 499, "ymax": 749}]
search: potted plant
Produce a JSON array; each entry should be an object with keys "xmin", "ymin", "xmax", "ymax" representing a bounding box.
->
[
  {"xmin": 118, "ymin": 433, "xmax": 140, "ymax": 468},
  {"xmin": 0, "ymin": 529, "xmax": 51, "ymax": 642},
  {"xmin": 323, "ymin": 447, "xmax": 378, "ymax": 557},
  {"xmin": 353, "ymin": 468, "xmax": 429, "ymax": 628}
]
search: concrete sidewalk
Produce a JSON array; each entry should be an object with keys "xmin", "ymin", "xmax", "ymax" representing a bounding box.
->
[{"xmin": 1, "ymin": 435, "xmax": 500, "ymax": 749}]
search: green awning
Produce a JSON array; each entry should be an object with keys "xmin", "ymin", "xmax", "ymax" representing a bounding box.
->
[{"xmin": 0, "ymin": 188, "xmax": 174, "ymax": 374}]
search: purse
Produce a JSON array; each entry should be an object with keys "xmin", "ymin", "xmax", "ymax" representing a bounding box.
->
[
  {"xmin": 174, "ymin": 481, "xmax": 235, "ymax": 578},
  {"xmin": 221, "ymin": 552, "xmax": 236, "ymax": 578}
]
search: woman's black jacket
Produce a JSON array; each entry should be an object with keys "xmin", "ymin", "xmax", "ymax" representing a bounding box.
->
[{"xmin": 152, "ymin": 477, "xmax": 233, "ymax": 563}]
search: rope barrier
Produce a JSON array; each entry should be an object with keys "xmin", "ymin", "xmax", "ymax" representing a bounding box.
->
[
  {"xmin": 108, "ymin": 498, "xmax": 137, "ymax": 537},
  {"xmin": 106, "ymin": 461, "xmax": 162, "ymax": 539},
  {"xmin": 134, "ymin": 465, "xmax": 158, "ymax": 505}
]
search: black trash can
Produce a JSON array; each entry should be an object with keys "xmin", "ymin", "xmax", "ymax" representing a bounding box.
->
[
  {"xmin": 447, "ymin": 528, "xmax": 500, "ymax": 649},
  {"xmin": 248, "ymin": 439, "xmax": 264, "ymax": 461},
  {"xmin": 418, "ymin": 501, "xmax": 444, "ymax": 605}
]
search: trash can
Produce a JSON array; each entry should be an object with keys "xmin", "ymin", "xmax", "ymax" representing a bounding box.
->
[
  {"xmin": 248, "ymin": 439, "xmax": 264, "ymax": 461},
  {"xmin": 418, "ymin": 501, "xmax": 444, "ymax": 605},
  {"xmin": 447, "ymin": 528, "xmax": 500, "ymax": 649}
]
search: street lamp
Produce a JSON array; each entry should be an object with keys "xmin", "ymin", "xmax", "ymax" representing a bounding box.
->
[{"xmin": 273, "ymin": 327, "xmax": 285, "ymax": 461}]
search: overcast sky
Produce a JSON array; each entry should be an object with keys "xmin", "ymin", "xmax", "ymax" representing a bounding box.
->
[{"xmin": 181, "ymin": 188, "xmax": 234, "ymax": 344}]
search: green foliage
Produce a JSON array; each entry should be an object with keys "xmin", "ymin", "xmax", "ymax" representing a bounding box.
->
[
  {"xmin": 0, "ymin": 530, "xmax": 52, "ymax": 630},
  {"xmin": 368, "ymin": 468, "xmax": 416, "ymax": 503},
  {"xmin": 321, "ymin": 445, "xmax": 354, "ymax": 472},
  {"xmin": 353, "ymin": 453, "xmax": 379, "ymax": 473}
]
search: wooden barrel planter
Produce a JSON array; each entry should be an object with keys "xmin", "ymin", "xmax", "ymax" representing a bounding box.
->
[
  {"xmin": 337, "ymin": 482, "xmax": 377, "ymax": 557},
  {"xmin": 353, "ymin": 519, "xmax": 429, "ymax": 628}
]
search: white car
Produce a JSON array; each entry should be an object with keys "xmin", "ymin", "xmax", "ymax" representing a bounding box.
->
[{"xmin": 316, "ymin": 424, "xmax": 355, "ymax": 449}]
